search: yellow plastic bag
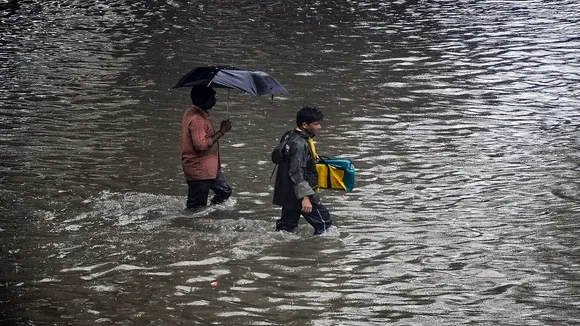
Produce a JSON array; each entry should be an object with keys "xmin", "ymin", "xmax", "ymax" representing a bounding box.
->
[{"xmin": 317, "ymin": 163, "xmax": 347, "ymax": 191}]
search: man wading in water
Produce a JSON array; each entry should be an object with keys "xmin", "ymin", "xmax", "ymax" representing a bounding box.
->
[
  {"xmin": 181, "ymin": 85, "xmax": 232, "ymax": 211},
  {"xmin": 272, "ymin": 106, "xmax": 333, "ymax": 235}
]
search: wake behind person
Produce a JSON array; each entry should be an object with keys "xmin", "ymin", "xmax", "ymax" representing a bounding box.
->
[
  {"xmin": 272, "ymin": 106, "xmax": 333, "ymax": 235},
  {"xmin": 181, "ymin": 85, "xmax": 232, "ymax": 211}
]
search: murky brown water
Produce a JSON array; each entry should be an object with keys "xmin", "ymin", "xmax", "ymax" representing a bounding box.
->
[{"xmin": 1, "ymin": 0, "xmax": 580, "ymax": 325}]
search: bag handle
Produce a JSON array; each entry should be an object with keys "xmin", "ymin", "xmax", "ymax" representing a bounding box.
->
[
  {"xmin": 318, "ymin": 155, "xmax": 350, "ymax": 171},
  {"xmin": 318, "ymin": 155, "xmax": 331, "ymax": 162}
]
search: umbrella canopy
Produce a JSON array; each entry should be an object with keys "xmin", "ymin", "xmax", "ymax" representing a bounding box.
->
[{"xmin": 172, "ymin": 65, "xmax": 289, "ymax": 96}]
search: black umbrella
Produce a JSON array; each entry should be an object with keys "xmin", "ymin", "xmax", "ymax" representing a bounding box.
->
[{"xmin": 172, "ymin": 65, "xmax": 289, "ymax": 96}]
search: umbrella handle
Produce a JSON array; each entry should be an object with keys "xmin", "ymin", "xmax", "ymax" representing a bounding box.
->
[{"xmin": 227, "ymin": 89, "xmax": 230, "ymax": 118}]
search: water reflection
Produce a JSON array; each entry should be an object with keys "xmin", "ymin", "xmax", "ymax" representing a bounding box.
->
[{"xmin": 1, "ymin": 0, "xmax": 580, "ymax": 324}]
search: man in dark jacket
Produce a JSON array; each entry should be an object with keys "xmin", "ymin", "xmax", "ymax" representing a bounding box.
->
[{"xmin": 272, "ymin": 106, "xmax": 333, "ymax": 235}]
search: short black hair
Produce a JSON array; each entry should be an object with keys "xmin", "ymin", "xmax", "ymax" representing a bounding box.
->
[
  {"xmin": 190, "ymin": 85, "xmax": 216, "ymax": 105},
  {"xmin": 296, "ymin": 106, "xmax": 323, "ymax": 127}
]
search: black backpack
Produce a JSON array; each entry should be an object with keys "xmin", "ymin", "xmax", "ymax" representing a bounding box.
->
[
  {"xmin": 270, "ymin": 130, "xmax": 293, "ymax": 178},
  {"xmin": 271, "ymin": 130, "xmax": 293, "ymax": 164}
]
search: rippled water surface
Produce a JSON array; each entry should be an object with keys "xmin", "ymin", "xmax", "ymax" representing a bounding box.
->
[{"xmin": 1, "ymin": 0, "xmax": 580, "ymax": 325}]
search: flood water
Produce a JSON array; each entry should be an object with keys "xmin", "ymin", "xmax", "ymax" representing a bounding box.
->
[{"xmin": 1, "ymin": 0, "xmax": 580, "ymax": 325}]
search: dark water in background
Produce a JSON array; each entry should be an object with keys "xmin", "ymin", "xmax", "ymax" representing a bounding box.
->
[{"xmin": 1, "ymin": 0, "xmax": 580, "ymax": 324}]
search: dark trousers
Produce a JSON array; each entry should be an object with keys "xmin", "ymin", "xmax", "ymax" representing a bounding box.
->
[
  {"xmin": 276, "ymin": 202, "xmax": 333, "ymax": 235},
  {"xmin": 186, "ymin": 170, "xmax": 232, "ymax": 210}
]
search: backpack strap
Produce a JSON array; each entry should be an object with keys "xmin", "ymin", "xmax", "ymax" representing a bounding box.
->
[{"xmin": 269, "ymin": 164, "xmax": 277, "ymax": 180}]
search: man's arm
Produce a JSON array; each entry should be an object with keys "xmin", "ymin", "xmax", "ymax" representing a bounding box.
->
[
  {"xmin": 209, "ymin": 119, "xmax": 232, "ymax": 143},
  {"xmin": 288, "ymin": 141, "xmax": 315, "ymax": 213},
  {"xmin": 190, "ymin": 118, "xmax": 231, "ymax": 151},
  {"xmin": 188, "ymin": 116, "xmax": 214, "ymax": 152}
]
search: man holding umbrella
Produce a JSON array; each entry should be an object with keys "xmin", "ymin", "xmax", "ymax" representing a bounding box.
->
[
  {"xmin": 174, "ymin": 65, "xmax": 288, "ymax": 211},
  {"xmin": 181, "ymin": 85, "xmax": 232, "ymax": 211}
]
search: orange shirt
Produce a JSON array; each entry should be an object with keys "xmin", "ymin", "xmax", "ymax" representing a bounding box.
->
[{"xmin": 181, "ymin": 105, "xmax": 220, "ymax": 180}]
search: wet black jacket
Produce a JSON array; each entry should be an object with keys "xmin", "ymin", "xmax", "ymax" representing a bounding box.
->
[{"xmin": 272, "ymin": 129, "xmax": 319, "ymax": 209}]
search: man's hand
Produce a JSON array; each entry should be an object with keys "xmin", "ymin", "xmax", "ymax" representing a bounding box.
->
[
  {"xmin": 219, "ymin": 119, "xmax": 232, "ymax": 134},
  {"xmin": 301, "ymin": 196, "xmax": 312, "ymax": 213}
]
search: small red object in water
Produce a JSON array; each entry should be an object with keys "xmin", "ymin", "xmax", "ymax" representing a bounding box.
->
[{"xmin": 210, "ymin": 281, "xmax": 219, "ymax": 287}]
